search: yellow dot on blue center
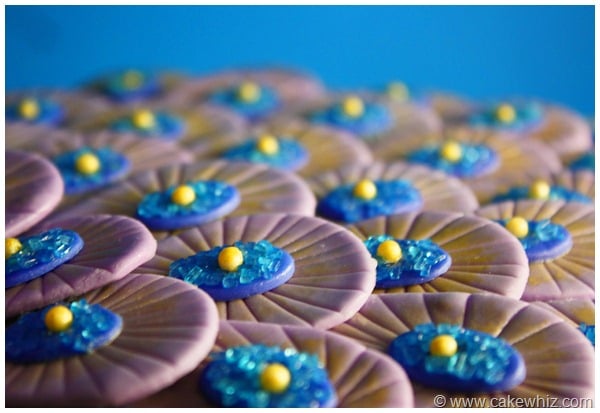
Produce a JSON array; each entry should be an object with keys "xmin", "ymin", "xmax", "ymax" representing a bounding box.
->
[
  {"xmin": 429, "ymin": 334, "xmax": 458, "ymax": 357},
  {"xmin": 237, "ymin": 82, "xmax": 261, "ymax": 103},
  {"xmin": 260, "ymin": 363, "xmax": 291, "ymax": 393},
  {"xmin": 256, "ymin": 134, "xmax": 279, "ymax": 155},
  {"xmin": 218, "ymin": 246, "xmax": 244, "ymax": 272},
  {"xmin": 377, "ymin": 239, "xmax": 403, "ymax": 264},
  {"xmin": 387, "ymin": 81, "xmax": 409, "ymax": 102},
  {"xmin": 171, "ymin": 185, "xmax": 196, "ymax": 206},
  {"xmin": 18, "ymin": 98, "xmax": 40, "ymax": 120},
  {"xmin": 440, "ymin": 141, "xmax": 463, "ymax": 163},
  {"xmin": 122, "ymin": 70, "xmax": 144, "ymax": 90},
  {"xmin": 342, "ymin": 95, "xmax": 365, "ymax": 118},
  {"xmin": 495, "ymin": 103, "xmax": 516, "ymax": 124},
  {"xmin": 353, "ymin": 179, "xmax": 377, "ymax": 200},
  {"xmin": 132, "ymin": 109, "xmax": 156, "ymax": 130},
  {"xmin": 44, "ymin": 305, "xmax": 74, "ymax": 333},
  {"xmin": 528, "ymin": 179, "xmax": 551, "ymax": 200},
  {"xmin": 505, "ymin": 216, "xmax": 529, "ymax": 239},
  {"xmin": 75, "ymin": 152, "xmax": 101, "ymax": 175},
  {"xmin": 5, "ymin": 238, "xmax": 22, "ymax": 260}
]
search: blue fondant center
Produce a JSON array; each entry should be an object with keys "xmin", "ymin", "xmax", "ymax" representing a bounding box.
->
[
  {"xmin": 388, "ymin": 323, "xmax": 526, "ymax": 392},
  {"xmin": 364, "ymin": 235, "xmax": 451, "ymax": 288},
  {"xmin": 110, "ymin": 111, "xmax": 185, "ymax": 140},
  {"xmin": 209, "ymin": 85, "xmax": 280, "ymax": 122},
  {"xmin": 407, "ymin": 143, "xmax": 499, "ymax": 178},
  {"xmin": 569, "ymin": 153, "xmax": 595, "ymax": 172},
  {"xmin": 6, "ymin": 98, "xmax": 64, "ymax": 126},
  {"xmin": 492, "ymin": 185, "xmax": 592, "ymax": 204},
  {"xmin": 310, "ymin": 101, "xmax": 393, "ymax": 137},
  {"xmin": 102, "ymin": 71, "xmax": 160, "ymax": 102},
  {"xmin": 200, "ymin": 344, "xmax": 337, "ymax": 408},
  {"xmin": 169, "ymin": 240, "xmax": 294, "ymax": 301},
  {"xmin": 6, "ymin": 300, "xmax": 122, "ymax": 364},
  {"xmin": 53, "ymin": 147, "xmax": 131, "ymax": 195},
  {"xmin": 578, "ymin": 323, "xmax": 595, "ymax": 346},
  {"xmin": 6, "ymin": 228, "xmax": 84, "ymax": 289},
  {"xmin": 498, "ymin": 219, "xmax": 572, "ymax": 263},
  {"xmin": 469, "ymin": 102, "xmax": 544, "ymax": 132},
  {"xmin": 317, "ymin": 180, "xmax": 422, "ymax": 223},
  {"xmin": 136, "ymin": 180, "xmax": 240, "ymax": 231},
  {"xmin": 222, "ymin": 138, "xmax": 309, "ymax": 171}
]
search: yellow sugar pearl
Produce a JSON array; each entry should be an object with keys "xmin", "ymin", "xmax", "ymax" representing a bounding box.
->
[
  {"xmin": 528, "ymin": 179, "xmax": 551, "ymax": 200},
  {"xmin": 18, "ymin": 98, "xmax": 40, "ymax": 120},
  {"xmin": 495, "ymin": 103, "xmax": 516, "ymax": 124},
  {"xmin": 132, "ymin": 109, "xmax": 156, "ymax": 130},
  {"xmin": 440, "ymin": 140, "xmax": 463, "ymax": 163},
  {"xmin": 342, "ymin": 95, "xmax": 365, "ymax": 118},
  {"xmin": 377, "ymin": 239, "xmax": 403, "ymax": 264},
  {"xmin": 171, "ymin": 185, "xmax": 196, "ymax": 206},
  {"xmin": 353, "ymin": 179, "xmax": 377, "ymax": 200},
  {"xmin": 237, "ymin": 81, "xmax": 261, "ymax": 103},
  {"xmin": 218, "ymin": 246, "xmax": 244, "ymax": 272},
  {"xmin": 256, "ymin": 134, "xmax": 279, "ymax": 155},
  {"xmin": 75, "ymin": 152, "xmax": 101, "ymax": 175},
  {"xmin": 505, "ymin": 216, "xmax": 529, "ymax": 239},
  {"xmin": 122, "ymin": 70, "xmax": 144, "ymax": 90},
  {"xmin": 260, "ymin": 363, "xmax": 292, "ymax": 393},
  {"xmin": 429, "ymin": 334, "xmax": 458, "ymax": 357},
  {"xmin": 44, "ymin": 305, "xmax": 74, "ymax": 333},
  {"xmin": 5, "ymin": 238, "xmax": 22, "ymax": 259},
  {"xmin": 386, "ymin": 81, "xmax": 409, "ymax": 102}
]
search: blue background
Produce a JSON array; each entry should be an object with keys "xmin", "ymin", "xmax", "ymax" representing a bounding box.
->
[{"xmin": 6, "ymin": 6, "xmax": 595, "ymax": 116}]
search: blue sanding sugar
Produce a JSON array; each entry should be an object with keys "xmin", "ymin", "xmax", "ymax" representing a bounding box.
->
[
  {"xmin": 310, "ymin": 101, "xmax": 393, "ymax": 137},
  {"xmin": 222, "ymin": 138, "xmax": 308, "ymax": 171},
  {"xmin": 407, "ymin": 142, "xmax": 498, "ymax": 178},
  {"xmin": 492, "ymin": 185, "xmax": 592, "ymax": 204},
  {"xmin": 110, "ymin": 111, "xmax": 184, "ymax": 139}
]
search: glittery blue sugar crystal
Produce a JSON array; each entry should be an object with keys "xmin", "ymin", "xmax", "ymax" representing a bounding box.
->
[
  {"xmin": 364, "ymin": 235, "xmax": 451, "ymax": 288},
  {"xmin": 6, "ymin": 300, "xmax": 122, "ymax": 364},
  {"xmin": 53, "ymin": 147, "xmax": 131, "ymax": 195},
  {"xmin": 469, "ymin": 102, "xmax": 543, "ymax": 132},
  {"xmin": 169, "ymin": 240, "xmax": 294, "ymax": 301},
  {"xmin": 310, "ymin": 101, "xmax": 393, "ymax": 137},
  {"xmin": 407, "ymin": 143, "xmax": 499, "ymax": 178},
  {"xmin": 492, "ymin": 185, "xmax": 592, "ymax": 204},
  {"xmin": 578, "ymin": 323, "xmax": 595, "ymax": 346},
  {"xmin": 222, "ymin": 138, "xmax": 309, "ymax": 171},
  {"xmin": 6, "ymin": 98, "xmax": 64, "ymax": 126},
  {"xmin": 136, "ymin": 180, "xmax": 240, "ymax": 231},
  {"xmin": 317, "ymin": 180, "xmax": 422, "ymax": 223},
  {"xmin": 110, "ymin": 111, "xmax": 185, "ymax": 140},
  {"xmin": 569, "ymin": 152, "xmax": 595, "ymax": 172},
  {"xmin": 209, "ymin": 85, "xmax": 280, "ymax": 123},
  {"xmin": 6, "ymin": 228, "xmax": 84, "ymax": 289},
  {"xmin": 388, "ymin": 323, "xmax": 526, "ymax": 392},
  {"xmin": 200, "ymin": 344, "xmax": 337, "ymax": 408},
  {"xmin": 101, "ymin": 70, "xmax": 160, "ymax": 102},
  {"xmin": 497, "ymin": 219, "xmax": 572, "ymax": 262}
]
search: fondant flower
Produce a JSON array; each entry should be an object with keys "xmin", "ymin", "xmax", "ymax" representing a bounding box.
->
[
  {"xmin": 333, "ymin": 292, "xmax": 595, "ymax": 407},
  {"xmin": 6, "ymin": 150, "xmax": 63, "ymax": 237},
  {"xmin": 54, "ymin": 160, "xmax": 316, "ymax": 239},
  {"xmin": 475, "ymin": 200, "xmax": 594, "ymax": 301},
  {"xmin": 6, "ymin": 214, "xmax": 156, "ymax": 318},
  {"xmin": 134, "ymin": 213, "xmax": 376, "ymax": 329},
  {"xmin": 132, "ymin": 320, "xmax": 414, "ymax": 408},
  {"xmin": 345, "ymin": 210, "xmax": 529, "ymax": 298},
  {"xmin": 6, "ymin": 273, "xmax": 219, "ymax": 407},
  {"xmin": 533, "ymin": 298, "xmax": 595, "ymax": 346}
]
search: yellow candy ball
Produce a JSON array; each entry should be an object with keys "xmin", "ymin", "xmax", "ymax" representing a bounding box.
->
[
  {"xmin": 377, "ymin": 239, "xmax": 403, "ymax": 264},
  {"xmin": 341, "ymin": 95, "xmax": 365, "ymax": 118},
  {"xmin": 495, "ymin": 103, "xmax": 516, "ymax": 124},
  {"xmin": 75, "ymin": 153, "xmax": 101, "ymax": 175},
  {"xmin": 353, "ymin": 179, "xmax": 377, "ymax": 200},
  {"xmin": 132, "ymin": 109, "xmax": 156, "ymax": 130},
  {"xmin": 440, "ymin": 141, "xmax": 463, "ymax": 163},
  {"xmin": 171, "ymin": 185, "xmax": 196, "ymax": 206},
  {"xmin": 44, "ymin": 305, "xmax": 74, "ymax": 333},
  {"xmin": 19, "ymin": 98, "xmax": 40, "ymax": 120},
  {"xmin": 260, "ymin": 363, "xmax": 291, "ymax": 393},
  {"xmin": 237, "ymin": 81, "xmax": 261, "ymax": 103},
  {"xmin": 218, "ymin": 246, "xmax": 244, "ymax": 272},
  {"xmin": 528, "ymin": 179, "xmax": 551, "ymax": 200},
  {"xmin": 256, "ymin": 134, "xmax": 279, "ymax": 155},
  {"xmin": 505, "ymin": 216, "xmax": 529, "ymax": 239},
  {"xmin": 387, "ymin": 81, "xmax": 409, "ymax": 102},
  {"xmin": 5, "ymin": 238, "xmax": 22, "ymax": 260},
  {"xmin": 429, "ymin": 334, "xmax": 458, "ymax": 357},
  {"xmin": 122, "ymin": 70, "xmax": 144, "ymax": 90}
]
